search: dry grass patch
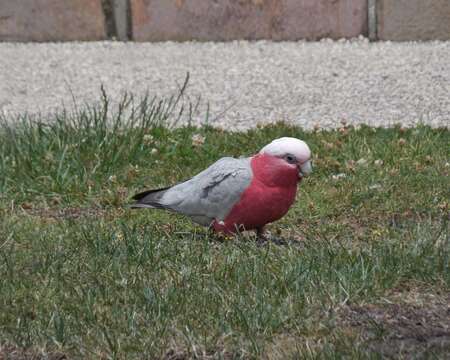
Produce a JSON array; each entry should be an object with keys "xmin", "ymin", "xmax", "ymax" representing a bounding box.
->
[
  {"xmin": 0, "ymin": 344, "xmax": 67, "ymax": 360},
  {"xmin": 338, "ymin": 289, "xmax": 450, "ymax": 358},
  {"xmin": 25, "ymin": 207, "xmax": 107, "ymax": 221}
]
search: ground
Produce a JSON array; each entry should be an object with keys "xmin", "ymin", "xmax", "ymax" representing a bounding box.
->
[
  {"xmin": 0, "ymin": 92, "xmax": 449, "ymax": 359},
  {"xmin": 1, "ymin": 40, "xmax": 450, "ymax": 129}
]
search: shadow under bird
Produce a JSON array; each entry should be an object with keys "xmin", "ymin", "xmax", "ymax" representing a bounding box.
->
[{"xmin": 131, "ymin": 137, "xmax": 312, "ymax": 238}]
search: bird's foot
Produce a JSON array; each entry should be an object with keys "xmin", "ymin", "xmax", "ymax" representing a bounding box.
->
[
  {"xmin": 256, "ymin": 228, "xmax": 290, "ymax": 246},
  {"xmin": 256, "ymin": 228, "xmax": 270, "ymax": 246},
  {"xmin": 211, "ymin": 232, "xmax": 234, "ymax": 243},
  {"xmin": 209, "ymin": 226, "xmax": 236, "ymax": 243}
]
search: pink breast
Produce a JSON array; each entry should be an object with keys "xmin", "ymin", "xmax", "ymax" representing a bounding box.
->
[{"xmin": 213, "ymin": 153, "xmax": 299, "ymax": 234}]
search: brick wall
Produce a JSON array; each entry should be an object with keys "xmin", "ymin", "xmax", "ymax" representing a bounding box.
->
[{"xmin": 0, "ymin": 0, "xmax": 449, "ymax": 42}]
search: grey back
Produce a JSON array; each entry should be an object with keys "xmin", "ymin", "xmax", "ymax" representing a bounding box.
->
[{"xmin": 159, "ymin": 157, "xmax": 253, "ymax": 225}]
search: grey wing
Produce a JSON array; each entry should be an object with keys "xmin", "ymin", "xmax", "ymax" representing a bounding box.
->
[{"xmin": 158, "ymin": 157, "xmax": 253, "ymax": 225}]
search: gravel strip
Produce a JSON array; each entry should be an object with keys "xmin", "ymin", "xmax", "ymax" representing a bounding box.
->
[{"xmin": 1, "ymin": 39, "xmax": 449, "ymax": 130}]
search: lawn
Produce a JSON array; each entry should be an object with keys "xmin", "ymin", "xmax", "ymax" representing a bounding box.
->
[{"xmin": 0, "ymin": 92, "xmax": 449, "ymax": 359}]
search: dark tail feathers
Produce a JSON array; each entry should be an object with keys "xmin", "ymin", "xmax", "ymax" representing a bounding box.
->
[
  {"xmin": 132, "ymin": 186, "xmax": 170, "ymax": 201},
  {"xmin": 130, "ymin": 186, "xmax": 171, "ymax": 209}
]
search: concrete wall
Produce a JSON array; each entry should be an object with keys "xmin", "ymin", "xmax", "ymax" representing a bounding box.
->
[
  {"xmin": 377, "ymin": 0, "xmax": 450, "ymax": 41},
  {"xmin": 0, "ymin": 0, "xmax": 106, "ymax": 42},
  {"xmin": 0, "ymin": 0, "xmax": 449, "ymax": 42},
  {"xmin": 131, "ymin": 0, "xmax": 367, "ymax": 41}
]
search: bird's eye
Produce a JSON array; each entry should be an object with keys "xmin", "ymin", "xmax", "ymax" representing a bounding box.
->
[{"xmin": 285, "ymin": 154, "xmax": 296, "ymax": 164}]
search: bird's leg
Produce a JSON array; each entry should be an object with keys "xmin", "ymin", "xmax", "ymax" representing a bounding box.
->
[
  {"xmin": 256, "ymin": 227, "xmax": 268, "ymax": 245},
  {"xmin": 207, "ymin": 226, "xmax": 217, "ymax": 239}
]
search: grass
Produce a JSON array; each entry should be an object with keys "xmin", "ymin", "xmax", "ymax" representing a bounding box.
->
[{"xmin": 0, "ymin": 91, "xmax": 449, "ymax": 359}]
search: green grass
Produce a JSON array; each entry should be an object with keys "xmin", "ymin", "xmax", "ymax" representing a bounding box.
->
[{"xmin": 0, "ymin": 92, "xmax": 449, "ymax": 359}]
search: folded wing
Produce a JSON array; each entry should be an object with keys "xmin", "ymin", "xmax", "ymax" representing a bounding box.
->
[{"xmin": 131, "ymin": 157, "xmax": 253, "ymax": 226}]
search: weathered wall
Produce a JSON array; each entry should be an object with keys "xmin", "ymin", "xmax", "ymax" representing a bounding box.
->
[
  {"xmin": 131, "ymin": 0, "xmax": 367, "ymax": 41},
  {"xmin": 0, "ymin": 0, "xmax": 106, "ymax": 42},
  {"xmin": 0, "ymin": 0, "xmax": 449, "ymax": 42},
  {"xmin": 377, "ymin": 0, "xmax": 450, "ymax": 41}
]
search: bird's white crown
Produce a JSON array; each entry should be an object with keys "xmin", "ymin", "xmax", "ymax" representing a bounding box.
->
[{"xmin": 260, "ymin": 137, "xmax": 311, "ymax": 163}]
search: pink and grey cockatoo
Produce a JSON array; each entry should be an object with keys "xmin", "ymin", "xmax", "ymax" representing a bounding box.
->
[{"xmin": 131, "ymin": 137, "xmax": 312, "ymax": 237}]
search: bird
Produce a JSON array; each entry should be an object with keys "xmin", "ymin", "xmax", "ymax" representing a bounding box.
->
[{"xmin": 131, "ymin": 137, "xmax": 312, "ymax": 238}]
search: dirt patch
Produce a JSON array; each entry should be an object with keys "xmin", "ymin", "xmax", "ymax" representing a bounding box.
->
[
  {"xmin": 163, "ymin": 349, "xmax": 237, "ymax": 360},
  {"xmin": 25, "ymin": 207, "xmax": 106, "ymax": 220},
  {"xmin": 0, "ymin": 344, "xmax": 67, "ymax": 360},
  {"xmin": 339, "ymin": 292, "xmax": 450, "ymax": 358}
]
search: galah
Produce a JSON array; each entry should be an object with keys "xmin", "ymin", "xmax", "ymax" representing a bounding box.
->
[{"xmin": 131, "ymin": 137, "xmax": 312, "ymax": 237}]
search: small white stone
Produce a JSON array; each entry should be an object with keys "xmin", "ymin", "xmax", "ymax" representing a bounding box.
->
[
  {"xmin": 191, "ymin": 133, "xmax": 205, "ymax": 147},
  {"xmin": 374, "ymin": 159, "xmax": 384, "ymax": 166},
  {"xmin": 356, "ymin": 158, "xmax": 368, "ymax": 166},
  {"xmin": 332, "ymin": 173, "xmax": 346, "ymax": 181},
  {"xmin": 143, "ymin": 134, "xmax": 154, "ymax": 145}
]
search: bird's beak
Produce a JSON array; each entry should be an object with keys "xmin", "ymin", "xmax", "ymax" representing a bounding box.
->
[{"xmin": 298, "ymin": 160, "xmax": 312, "ymax": 178}]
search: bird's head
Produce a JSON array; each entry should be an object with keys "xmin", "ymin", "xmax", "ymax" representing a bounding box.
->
[{"xmin": 259, "ymin": 137, "xmax": 312, "ymax": 179}]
